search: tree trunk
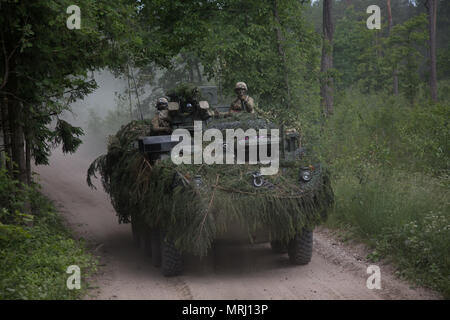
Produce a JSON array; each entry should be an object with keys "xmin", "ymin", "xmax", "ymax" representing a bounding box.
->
[
  {"xmin": 426, "ymin": 0, "xmax": 438, "ymax": 102},
  {"xmin": 24, "ymin": 123, "xmax": 32, "ymax": 215},
  {"xmin": 320, "ymin": 0, "xmax": 334, "ymax": 116},
  {"xmin": 9, "ymin": 100, "xmax": 27, "ymax": 184},
  {"xmin": 25, "ymin": 126, "xmax": 32, "ymax": 185},
  {"xmin": 4, "ymin": 58, "xmax": 26, "ymax": 184},
  {"xmin": 195, "ymin": 61, "xmax": 203, "ymax": 83},
  {"xmin": 182, "ymin": 53, "xmax": 195, "ymax": 83},
  {"xmin": 387, "ymin": 0, "xmax": 393, "ymax": 30},
  {"xmin": 0, "ymin": 101, "xmax": 4, "ymax": 170},
  {"xmin": 272, "ymin": 0, "xmax": 291, "ymax": 106},
  {"xmin": 129, "ymin": 64, "xmax": 144, "ymax": 121},
  {"xmin": 126, "ymin": 65, "xmax": 134, "ymax": 120},
  {"xmin": 1, "ymin": 96, "xmax": 12, "ymax": 173},
  {"xmin": 387, "ymin": 0, "xmax": 399, "ymax": 95},
  {"xmin": 188, "ymin": 64, "xmax": 194, "ymax": 83}
]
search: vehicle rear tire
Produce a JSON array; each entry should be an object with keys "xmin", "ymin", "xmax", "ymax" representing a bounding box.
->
[
  {"xmin": 151, "ymin": 230, "xmax": 161, "ymax": 267},
  {"xmin": 161, "ymin": 237, "xmax": 183, "ymax": 277},
  {"xmin": 288, "ymin": 229, "xmax": 313, "ymax": 265},
  {"xmin": 270, "ymin": 240, "xmax": 288, "ymax": 254}
]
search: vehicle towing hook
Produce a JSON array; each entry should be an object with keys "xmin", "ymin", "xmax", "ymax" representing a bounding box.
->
[{"xmin": 252, "ymin": 172, "xmax": 264, "ymax": 187}]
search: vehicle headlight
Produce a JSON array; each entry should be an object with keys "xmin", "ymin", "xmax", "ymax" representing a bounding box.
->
[
  {"xmin": 193, "ymin": 175, "xmax": 203, "ymax": 187},
  {"xmin": 300, "ymin": 169, "xmax": 312, "ymax": 182}
]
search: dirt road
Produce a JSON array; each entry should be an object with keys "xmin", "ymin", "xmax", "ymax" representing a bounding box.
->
[{"xmin": 34, "ymin": 149, "xmax": 440, "ymax": 300}]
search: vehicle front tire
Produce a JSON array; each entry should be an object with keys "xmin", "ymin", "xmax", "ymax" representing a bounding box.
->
[
  {"xmin": 161, "ymin": 237, "xmax": 183, "ymax": 277},
  {"xmin": 288, "ymin": 229, "xmax": 313, "ymax": 265}
]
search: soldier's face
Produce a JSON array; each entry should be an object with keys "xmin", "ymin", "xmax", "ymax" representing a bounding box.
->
[
  {"xmin": 236, "ymin": 88, "xmax": 246, "ymax": 98},
  {"xmin": 157, "ymin": 103, "xmax": 168, "ymax": 110}
]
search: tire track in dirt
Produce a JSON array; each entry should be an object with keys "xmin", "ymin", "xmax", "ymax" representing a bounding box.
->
[{"xmin": 170, "ymin": 277, "xmax": 194, "ymax": 300}]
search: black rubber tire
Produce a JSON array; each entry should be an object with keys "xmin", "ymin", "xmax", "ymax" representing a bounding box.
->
[
  {"xmin": 270, "ymin": 240, "xmax": 288, "ymax": 254},
  {"xmin": 288, "ymin": 230, "xmax": 313, "ymax": 265},
  {"xmin": 151, "ymin": 230, "xmax": 162, "ymax": 267},
  {"xmin": 131, "ymin": 218, "xmax": 140, "ymax": 248},
  {"xmin": 161, "ymin": 238, "xmax": 183, "ymax": 277}
]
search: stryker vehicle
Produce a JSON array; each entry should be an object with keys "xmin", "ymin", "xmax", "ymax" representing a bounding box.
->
[{"xmin": 129, "ymin": 84, "xmax": 334, "ymax": 276}]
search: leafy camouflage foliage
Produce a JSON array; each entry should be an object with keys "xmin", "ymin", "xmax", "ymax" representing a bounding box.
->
[{"xmin": 87, "ymin": 117, "xmax": 333, "ymax": 256}]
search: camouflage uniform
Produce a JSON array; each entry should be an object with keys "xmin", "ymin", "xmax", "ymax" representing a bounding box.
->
[
  {"xmin": 229, "ymin": 82, "xmax": 255, "ymax": 114},
  {"xmin": 151, "ymin": 98, "xmax": 172, "ymax": 135},
  {"xmin": 230, "ymin": 95, "xmax": 255, "ymax": 113}
]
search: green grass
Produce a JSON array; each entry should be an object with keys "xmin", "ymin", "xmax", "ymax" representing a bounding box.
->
[
  {"xmin": 315, "ymin": 86, "xmax": 450, "ymax": 298},
  {"xmin": 326, "ymin": 163, "xmax": 449, "ymax": 298},
  {"xmin": 0, "ymin": 178, "xmax": 97, "ymax": 300}
]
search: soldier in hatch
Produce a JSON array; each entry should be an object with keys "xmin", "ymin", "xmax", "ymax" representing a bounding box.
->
[
  {"xmin": 150, "ymin": 97, "xmax": 172, "ymax": 135},
  {"xmin": 229, "ymin": 81, "xmax": 255, "ymax": 114},
  {"xmin": 213, "ymin": 81, "xmax": 256, "ymax": 118}
]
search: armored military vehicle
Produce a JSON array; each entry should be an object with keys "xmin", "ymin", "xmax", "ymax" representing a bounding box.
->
[{"xmin": 87, "ymin": 84, "xmax": 333, "ymax": 277}]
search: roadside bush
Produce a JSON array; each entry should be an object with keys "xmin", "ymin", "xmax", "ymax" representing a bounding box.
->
[
  {"xmin": 328, "ymin": 169, "xmax": 449, "ymax": 297},
  {"xmin": 319, "ymin": 87, "xmax": 450, "ymax": 298},
  {"xmin": 0, "ymin": 167, "xmax": 96, "ymax": 300}
]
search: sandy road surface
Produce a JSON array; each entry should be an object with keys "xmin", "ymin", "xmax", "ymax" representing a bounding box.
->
[{"xmin": 34, "ymin": 149, "xmax": 440, "ymax": 300}]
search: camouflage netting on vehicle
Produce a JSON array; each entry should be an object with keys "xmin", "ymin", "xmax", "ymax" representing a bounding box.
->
[
  {"xmin": 205, "ymin": 112, "xmax": 278, "ymax": 131},
  {"xmin": 87, "ymin": 120, "xmax": 152, "ymax": 222},
  {"xmin": 87, "ymin": 120, "xmax": 334, "ymax": 257}
]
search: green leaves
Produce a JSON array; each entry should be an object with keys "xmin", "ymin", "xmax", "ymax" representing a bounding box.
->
[
  {"xmin": 332, "ymin": 5, "xmax": 429, "ymax": 100},
  {"xmin": 1, "ymin": 0, "xmax": 148, "ymax": 166},
  {"xmin": 52, "ymin": 119, "xmax": 84, "ymax": 154},
  {"xmin": 384, "ymin": 14, "xmax": 428, "ymax": 103}
]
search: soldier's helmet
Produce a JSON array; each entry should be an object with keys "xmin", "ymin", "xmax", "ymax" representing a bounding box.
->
[
  {"xmin": 235, "ymin": 82, "xmax": 248, "ymax": 92},
  {"xmin": 156, "ymin": 97, "xmax": 169, "ymax": 110}
]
